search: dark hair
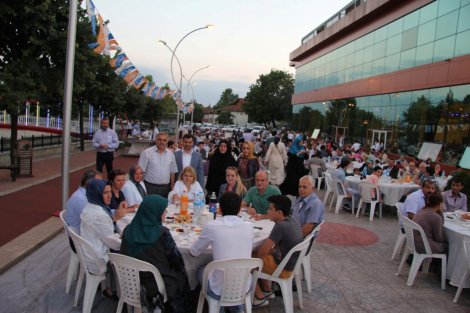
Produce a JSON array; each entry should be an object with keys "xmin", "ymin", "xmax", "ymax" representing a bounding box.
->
[
  {"xmin": 182, "ymin": 133, "xmax": 194, "ymax": 141},
  {"xmin": 219, "ymin": 192, "xmax": 241, "ymax": 216},
  {"xmin": 267, "ymin": 195, "xmax": 291, "ymax": 217},
  {"xmin": 373, "ymin": 166, "xmax": 382, "ymax": 172},
  {"xmin": 425, "ymin": 192, "xmax": 443, "ymax": 207},
  {"xmin": 338, "ymin": 159, "xmax": 351, "ymax": 169},
  {"xmin": 425, "ymin": 166, "xmax": 435, "ymax": 176},
  {"xmin": 450, "ymin": 177, "xmax": 463, "ymax": 185},
  {"xmin": 315, "ymin": 150, "xmax": 322, "ymax": 158},
  {"xmin": 80, "ymin": 170, "xmax": 100, "ymax": 187},
  {"xmin": 421, "ymin": 179, "xmax": 437, "ymax": 188},
  {"xmin": 167, "ymin": 140, "xmax": 175, "ymax": 147},
  {"xmin": 108, "ymin": 168, "xmax": 125, "ymax": 182}
]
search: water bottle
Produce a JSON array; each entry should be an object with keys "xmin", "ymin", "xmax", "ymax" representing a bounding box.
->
[
  {"xmin": 209, "ymin": 192, "xmax": 217, "ymax": 219},
  {"xmin": 193, "ymin": 192, "xmax": 203, "ymax": 225}
]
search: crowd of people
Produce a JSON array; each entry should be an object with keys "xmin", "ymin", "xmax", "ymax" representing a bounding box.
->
[{"xmin": 70, "ymin": 118, "xmax": 467, "ymax": 312}]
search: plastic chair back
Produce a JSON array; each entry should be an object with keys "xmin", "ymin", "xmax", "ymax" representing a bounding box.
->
[
  {"xmin": 358, "ymin": 181, "xmax": 378, "ymax": 202},
  {"xmin": 108, "ymin": 253, "xmax": 168, "ymax": 310},
  {"xmin": 402, "ymin": 217, "xmax": 433, "ymax": 255},
  {"xmin": 395, "ymin": 202, "xmax": 405, "ymax": 225},
  {"xmin": 332, "ymin": 177, "xmax": 347, "ymax": 196},
  {"xmin": 272, "ymin": 237, "xmax": 310, "ymax": 278},
  {"xmin": 68, "ymin": 227, "xmax": 107, "ymax": 276},
  {"xmin": 309, "ymin": 164, "xmax": 320, "ymax": 179},
  {"xmin": 323, "ymin": 172, "xmax": 333, "ymax": 192}
]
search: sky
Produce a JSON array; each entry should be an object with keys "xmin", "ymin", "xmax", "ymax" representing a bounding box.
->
[{"xmin": 93, "ymin": 0, "xmax": 349, "ymax": 106}]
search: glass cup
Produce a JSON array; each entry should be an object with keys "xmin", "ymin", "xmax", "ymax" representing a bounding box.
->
[{"xmin": 182, "ymin": 224, "xmax": 192, "ymax": 241}]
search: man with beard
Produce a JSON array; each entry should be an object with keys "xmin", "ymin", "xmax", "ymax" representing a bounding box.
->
[{"xmin": 404, "ymin": 179, "xmax": 437, "ymax": 219}]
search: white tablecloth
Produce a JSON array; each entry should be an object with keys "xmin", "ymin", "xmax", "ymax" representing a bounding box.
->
[
  {"xmin": 345, "ymin": 176, "xmax": 420, "ymax": 206},
  {"xmin": 117, "ymin": 211, "xmax": 274, "ymax": 289},
  {"xmin": 444, "ymin": 213, "xmax": 470, "ymax": 288}
]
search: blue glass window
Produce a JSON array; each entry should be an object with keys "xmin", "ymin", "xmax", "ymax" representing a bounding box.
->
[
  {"xmin": 400, "ymin": 48, "xmax": 416, "ymax": 69},
  {"xmin": 435, "ymin": 11, "xmax": 459, "ymax": 40},
  {"xmin": 433, "ymin": 35, "xmax": 456, "ymax": 62},
  {"xmin": 458, "ymin": 4, "xmax": 470, "ymax": 32},
  {"xmin": 419, "ymin": 1, "xmax": 438, "ymax": 24},
  {"xmin": 415, "ymin": 42, "xmax": 434, "ymax": 66},
  {"xmin": 417, "ymin": 20, "xmax": 436, "ymax": 46},
  {"xmin": 437, "ymin": 0, "xmax": 460, "ymax": 16},
  {"xmin": 387, "ymin": 34, "xmax": 402, "ymax": 55},
  {"xmin": 401, "ymin": 27, "xmax": 418, "ymax": 51},
  {"xmin": 455, "ymin": 30, "xmax": 470, "ymax": 57}
]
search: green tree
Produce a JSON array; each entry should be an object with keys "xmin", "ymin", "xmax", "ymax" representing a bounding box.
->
[
  {"xmin": 214, "ymin": 88, "xmax": 238, "ymax": 110},
  {"xmin": 216, "ymin": 111, "xmax": 234, "ymax": 125},
  {"xmin": 244, "ymin": 69, "xmax": 294, "ymax": 128},
  {"xmin": 293, "ymin": 107, "xmax": 324, "ymax": 132},
  {"xmin": 403, "ymin": 95, "xmax": 442, "ymax": 143}
]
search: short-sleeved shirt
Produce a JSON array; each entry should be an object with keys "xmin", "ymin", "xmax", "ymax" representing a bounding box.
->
[
  {"xmin": 269, "ymin": 217, "xmax": 303, "ymax": 271},
  {"xmin": 243, "ymin": 185, "xmax": 281, "ymax": 214},
  {"xmin": 138, "ymin": 147, "xmax": 178, "ymax": 185},
  {"xmin": 291, "ymin": 192, "xmax": 324, "ymax": 229},
  {"xmin": 404, "ymin": 189, "xmax": 426, "ymax": 216}
]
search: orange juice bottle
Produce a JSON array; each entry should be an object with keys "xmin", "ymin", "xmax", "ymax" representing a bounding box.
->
[
  {"xmin": 405, "ymin": 174, "xmax": 411, "ymax": 183},
  {"xmin": 180, "ymin": 190, "xmax": 188, "ymax": 216}
]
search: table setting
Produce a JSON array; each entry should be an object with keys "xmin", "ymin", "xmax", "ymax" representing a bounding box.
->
[{"xmin": 444, "ymin": 211, "xmax": 470, "ymax": 288}]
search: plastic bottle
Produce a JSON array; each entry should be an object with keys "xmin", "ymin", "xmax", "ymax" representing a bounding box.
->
[
  {"xmin": 180, "ymin": 190, "xmax": 188, "ymax": 216},
  {"xmin": 193, "ymin": 192, "xmax": 203, "ymax": 225},
  {"xmin": 209, "ymin": 192, "xmax": 217, "ymax": 219}
]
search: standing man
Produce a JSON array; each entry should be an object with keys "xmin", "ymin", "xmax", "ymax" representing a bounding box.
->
[
  {"xmin": 138, "ymin": 132, "xmax": 178, "ymax": 198},
  {"xmin": 291, "ymin": 175, "xmax": 324, "ymax": 237},
  {"xmin": 242, "ymin": 170, "xmax": 281, "ymax": 220},
  {"xmin": 174, "ymin": 134, "xmax": 205, "ymax": 187},
  {"xmin": 92, "ymin": 117, "xmax": 119, "ymax": 176}
]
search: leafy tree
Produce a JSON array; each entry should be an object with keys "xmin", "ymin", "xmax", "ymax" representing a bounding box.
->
[
  {"xmin": 216, "ymin": 111, "xmax": 234, "ymax": 125},
  {"xmin": 403, "ymin": 95, "xmax": 442, "ymax": 143},
  {"xmin": 244, "ymin": 69, "xmax": 294, "ymax": 128},
  {"xmin": 293, "ymin": 107, "xmax": 324, "ymax": 132},
  {"xmin": 214, "ymin": 88, "xmax": 238, "ymax": 109}
]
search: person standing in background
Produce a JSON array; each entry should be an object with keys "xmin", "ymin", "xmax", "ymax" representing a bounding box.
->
[{"xmin": 92, "ymin": 117, "xmax": 119, "ymax": 177}]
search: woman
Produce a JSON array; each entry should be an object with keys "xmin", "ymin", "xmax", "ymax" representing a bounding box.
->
[
  {"xmin": 122, "ymin": 164, "xmax": 147, "ymax": 208},
  {"xmin": 80, "ymin": 179, "xmax": 125, "ymax": 296},
  {"xmin": 238, "ymin": 141, "xmax": 260, "ymax": 189},
  {"xmin": 280, "ymin": 134, "xmax": 308, "ymax": 196},
  {"xmin": 108, "ymin": 169, "xmax": 134, "ymax": 211},
  {"xmin": 413, "ymin": 193, "xmax": 447, "ymax": 254},
  {"xmin": 168, "ymin": 166, "xmax": 204, "ymax": 204},
  {"xmin": 205, "ymin": 139, "xmax": 237, "ymax": 200},
  {"xmin": 264, "ymin": 136, "xmax": 288, "ymax": 186},
  {"xmin": 218, "ymin": 166, "xmax": 247, "ymax": 200},
  {"xmin": 121, "ymin": 195, "xmax": 192, "ymax": 312}
]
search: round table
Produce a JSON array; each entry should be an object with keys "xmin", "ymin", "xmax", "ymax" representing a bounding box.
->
[{"xmin": 444, "ymin": 213, "xmax": 470, "ymax": 288}]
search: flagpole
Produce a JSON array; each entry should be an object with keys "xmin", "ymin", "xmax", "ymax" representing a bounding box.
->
[{"xmin": 61, "ymin": 0, "xmax": 78, "ymax": 211}]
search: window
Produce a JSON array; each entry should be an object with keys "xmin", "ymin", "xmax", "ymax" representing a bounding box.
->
[
  {"xmin": 433, "ymin": 35, "xmax": 456, "ymax": 62},
  {"xmin": 435, "ymin": 11, "xmax": 458, "ymax": 40},
  {"xmin": 401, "ymin": 27, "xmax": 418, "ymax": 51},
  {"xmin": 417, "ymin": 20, "xmax": 436, "ymax": 46}
]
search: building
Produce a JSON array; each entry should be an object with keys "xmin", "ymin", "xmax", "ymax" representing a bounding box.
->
[
  {"xmin": 290, "ymin": 0, "xmax": 470, "ymax": 164},
  {"xmin": 202, "ymin": 106, "xmax": 217, "ymax": 124},
  {"xmin": 219, "ymin": 98, "xmax": 249, "ymax": 127}
]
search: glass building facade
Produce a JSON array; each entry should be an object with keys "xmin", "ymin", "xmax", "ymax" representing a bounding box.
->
[{"xmin": 291, "ymin": 0, "xmax": 470, "ymax": 165}]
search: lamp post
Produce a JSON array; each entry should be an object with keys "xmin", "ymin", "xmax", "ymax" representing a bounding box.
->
[
  {"xmin": 157, "ymin": 25, "xmax": 214, "ymax": 134},
  {"xmin": 183, "ymin": 65, "xmax": 211, "ymax": 125}
]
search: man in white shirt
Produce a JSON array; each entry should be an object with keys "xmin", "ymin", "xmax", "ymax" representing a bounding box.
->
[
  {"xmin": 351, "ymin": 140, "xmax": 361, "ymax": 152},
  {"xmin": 138, "ymin": 132, "xmax": 178, "ymax": 198},
  {"xmin": 92, "ymin": 117, "xmax": 119, "ymax": 176},
  {"xmin": 174, "ymin": 134, "xmax": 205, "ymax": 187},
  {"xmin": 404, "ymin": 179, "xmax": 437, "ymax": 219},
  {"xmin": 190, "ymin": 192, "xmax": 253, "ymax": 300}
]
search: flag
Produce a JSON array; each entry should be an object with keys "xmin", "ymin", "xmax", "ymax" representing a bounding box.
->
[
  {"xmin": 109, "ymin": 53, "xmax": 128, "ymax": 68},
  {"xmin": 132, "ymin": 74, "xmax": 146, "ymax": 89},
  {"xmin": 155, "ymin": 87, "xmax": 164, "ymax": 99},
  {"xmin": 114, "ymin": 61, "xmax": 133, "ymax": 76},
  {"xmin": 118, "ymin": 65, "xmax": 136, "ymax": 78},
  {"xmin": 141, "ymin": 81, "xmax": 151, "ymax": 94},
  {"xmin": 86, "ymin": 0, "xmax": 97, "ymax": 36},
  {"xmin": 146, "ymin": 83, "xmax": 156, "ymax": 97},
  {"xmin": 123, "ymin": 70, "xmax": 139, "ymax": 84},
  {"xmin": 151, "ymin": 86, "xmax": 159, "ymax": 98}
]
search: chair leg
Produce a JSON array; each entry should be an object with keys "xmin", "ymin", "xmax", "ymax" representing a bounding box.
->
[
  {"xmin": 440, "ymin": 255, "xmax": 447, "ymax": 290},
  {"xmin": 66, "ymin": 252, "xmax": 79, "ymax": 294},
  {"xmin": 196, "ymin": 291, "xmax": 206, "ymax": 313},
  {"xmin": 391, "ymin": 234, "xmax": 406, "ymax": 260},
  {"xmin": 422, "ymin": 258, "xmax": 431, "ymax": 274},
  {"xmin": 453, "ymin": 270, "xmax": 468, "ymax": 302},
  {"xmin": 396, "ymin": 249, "xmax": 410, "ymax": 276},
  {"xmin": 335, "ymin": 196, "xmax": 344, "ymax": 214},
  {"xmin": 369, "ymin": 202, "xmax": 377, "ymax": 222},
  {"xmin": 356, "ymin": 200, "xmax": 363, "ymax": 218},
  {"xmin": 245, "ymin": 295, "xmax": 253, "ymax": 313},
  {"xmin": 82, "ymin": 275, "xmax": 103, "ymax": 313},
  {"xmin": 295, "ymin": 273, "xmax": 303, "ymax": 309},
  {"xmin": 116, "ymin": 300, "xmax": 124, "ymax": 313},
  {"xmin": 407, "ymin": 255, "xmax": 425, "ymax": 287},
  {"xmin": 279, "ymin": 279, "xmax": 294, "ymax": 313},
  {"xmin": 74, "ymin": 268, "xmax": 85, "ymax": 307},
  {"xmin": 303, "ymin": 255, "xmax": 312, "ymax": 292}
]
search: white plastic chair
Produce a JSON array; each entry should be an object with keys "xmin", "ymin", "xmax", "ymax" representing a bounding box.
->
[
  {"xmin": 323, "ymin": 172, "xmax": 335, "ymax": 210},
  {"xmin": 68, "ymin": 228, "xmax": 107, "ymax": 313},
  {"xmin": 108, "ymin": 253, "xmax": 168, "ymax": 313},
  {"xmin": 309, "ymin": 164, "xmax": 324, "ymax": 190},
  {"xmin": 332, "ymin": 177, "xmax": 355, "ymax": 215},
  {"xmin": 258, "ymin": 238, "xmax": 311, "ymax": 313},
  {"xmin": 391, "ymin": 203, "xmax": 406, "ymax": 260},
  {"xmin": 356, "ymin": 181, "xmax": 382, "ymax": 221},
  {"xmin": 196, "ymin": 258, "xmax": 263, "ymax": 313},
  {"xmin": 58, "ymin": 210, "xmax": 80, "ymax": 294},
  {"xmin": 298, "ymin": 221, "xmax": 324, "ymax": 293},
  {"xmin": 453, "ymin": 240, "xmax": 470, "ymax": 303},
  {"xmin": 396, "ymin": 217, "xmax": 447, "ymax": 289}
]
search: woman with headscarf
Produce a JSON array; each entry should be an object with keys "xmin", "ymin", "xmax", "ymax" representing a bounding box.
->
[
  {"xmin": 80, "ymin": 179, "xmax": 126, "ymax": 297},
  {"xmin": 122, "ymin": 164, "xmax": 147, "ymax": 208},
  {"xmin": 205, "ymin": 139, "xmax": 237, "ymax": 201},
  {"xmin": 280, "ymin": 134, "xmax": 308, "ymax": 196},
  {"xmin": 121, "ymin": 195, "xmax": 191, "ymax": 312},
  {"xmin": 264, "ymin": 136, "xmax": 288, "ymax": 186},
  {"xmin": 238, "ymin": 141, "xmax": 260, "ymax": 189}
]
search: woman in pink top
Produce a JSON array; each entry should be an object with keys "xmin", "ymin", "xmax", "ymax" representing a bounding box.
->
[{"xmin": 365, "ymin": 166, "xmax": 383, "ymax": 199}]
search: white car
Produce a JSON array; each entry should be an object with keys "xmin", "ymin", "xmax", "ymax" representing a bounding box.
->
[{"xmin": 251, "ymin": 125, "xmax": 265, "ymax": 136}]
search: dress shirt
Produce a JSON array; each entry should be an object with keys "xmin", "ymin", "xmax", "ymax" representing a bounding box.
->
[
  {"xmin": 442, "ymin": 190, "xmax": 468, "ymax": 212},
  {"xmin": 65, "ymin": 187, "xmax": 87, "ymax": 234},
  {"xmin": 138, "ymin": 147, "xmax": 178, "ymax": 184},
  {"xmin": 168, "ymin": 180, "xmax": 203, "ymax": 204},
  {"xmin": 404, "ymin": 189, "xmax": 426, "ymax": 216},
  {"xmin": 92, "ymin": 128, "xmax": 119, "ymax": 152},
  {"xmin": 332, "ymin": 168, "xmax": 346, "ymax": 182},
  {"xmin": 291, "ymin": 192, "xmax": 324, "ymax": 228},
  {"xmin": 190, "ymin": 215, "xmax": 253, "ymax": 296},
  {"xmin": 80, "ymin": 203, "xmax": 121, "ymax": 275},
  {"xmin": 122, "ymin": 180, "xmax": 147, "ymax": 207},
  {"xmin": 182, "ymin": 150, "xmax": 192, "ymax": 169}
]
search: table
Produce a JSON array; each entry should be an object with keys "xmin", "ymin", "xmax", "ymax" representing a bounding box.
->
[
  {"xmin": 345, "ymin": 176, "xmax": 420, "ymax": 206},
  {"xmin": 444, "ymin": 213, "xmax": 470, "ymax": 288},
  {"xmin": 117, "ymin": 210, "xmax": 274, "ymax": 289}
]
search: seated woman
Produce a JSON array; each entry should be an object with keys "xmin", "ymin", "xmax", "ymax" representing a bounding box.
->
[
  {"xmin": 121, "ymin": 195, "xmax": 192, "ymax": 312},
  {"xmin": 108, "ymin": 169, "xmax": 137, "ymax": 212},
  {"xmin": 218, "ymin": 166, "xmax": 247, "ymax": 200},
  {"xmin": 168, "ymin": 166, "xmax": 204, "ymax": 204},
  {"xmin": 122, "ymin": 164, "xmax": 147, "ymax": 208},
  {"xmin": 413, "ymin": 192, "xmax": 447, "ymax": 254}
]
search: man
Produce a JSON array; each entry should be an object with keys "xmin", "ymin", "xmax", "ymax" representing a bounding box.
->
[
  {"xmin": 442, "ymin": 178, "xmax": 468, "ymax": 212},
  {"xmin": 242, "ymin": 170, "xmax": 281, "ymax": 219},
  {"xmin": 308, "ymin": 151, "xmax": 327, "ymax": 177},
  {"xmin": 384, "ymin": 159, "xmax": 400, "ymax": 179},
  {"xmin": 351, "ymin": 140, "xmax": 361, "ymax": 152},
  {"xmin": 92, "ymin": 117, "xmax": 119, "ymax": 176},
  {"xmin": 138, "ymin": 132, "xmax": 178, "ymax": 198},
  {"xmin": 413, "ymin": 162, "xmax": 427, "ymax": 184},
  {"xmin": 291, "ymin": 176, "xmax": 324, "ymax": 237},
  {"xmin": 253, "ymin": 195, "xmax": 303, "ymax": 308},
  {"xmin": 65, "ymin": 170, "xmax": 102, "ymax": 233},
  {"xmin": 174, "ymin": 134, "xmax": 205, "ymax": 187},
  {"xmin": 404, "ymin": 179, "xmax": 437, "ymax": 219},
  {"xmin": 406, "ymin": 161, "xmax": 419, "ymax": 179},
  {"xmin": 190, "ymin": 192, "xmax": 253, "ymax": 300}
]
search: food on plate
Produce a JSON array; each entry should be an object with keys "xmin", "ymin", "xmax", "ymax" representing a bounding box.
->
[
  {"xmin": 461, "ymin": 212, "xmax": 470, "ymax": 220},
  {"xmin": 174, "ymin": 213, "xmax": 192, "ymax": 224}
]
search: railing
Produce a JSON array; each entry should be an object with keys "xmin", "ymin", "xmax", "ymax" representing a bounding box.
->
[
  {"xmin": 0, "ymin": 114, "xmax": 101, "ymax": 133},
  {"xmin": 0, "ymin": 134, "xmax": 89, "ymax": 153}
]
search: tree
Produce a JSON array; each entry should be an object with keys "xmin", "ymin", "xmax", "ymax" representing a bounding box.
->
[
  {"xmin": 243, "ymin": 69, "xmax": 294, "ymax": 128},
  {"xmin": 293, "ymin": 107, "xmax": 324, "ymax": 132},
  {"xmin": 216, "ymin": 111, "xmax": 234, "ymax": 125},
  {"xmin": 214, "ymin": 88, "xmax": 238, "ymax": 109}
]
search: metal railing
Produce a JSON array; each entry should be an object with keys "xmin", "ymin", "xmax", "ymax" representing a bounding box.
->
[
  {"xmin": 0, "ymin": 114, "xmax": 101, "ymax": 133},
  {"xmin": 0, "ymin": 134, "xmax": 88, "ymax": 153}
]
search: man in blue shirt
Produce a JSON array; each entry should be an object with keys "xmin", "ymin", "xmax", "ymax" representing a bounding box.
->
[
  {"xmin": 92, "ymin": 117, "xmax": 119, "ymax": 177},
  {"xmin": 291, "ymin": 175, "xmax": 324, "ymax": 237}
]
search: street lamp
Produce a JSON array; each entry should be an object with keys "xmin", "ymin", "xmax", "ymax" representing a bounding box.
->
[
  {"xmin": 157, "ymin": 25, "xmax": 214, "ymax": 134},
  {"xmin": 183, "ymin": 65, "xmax": 211, "ymax": 124}
]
